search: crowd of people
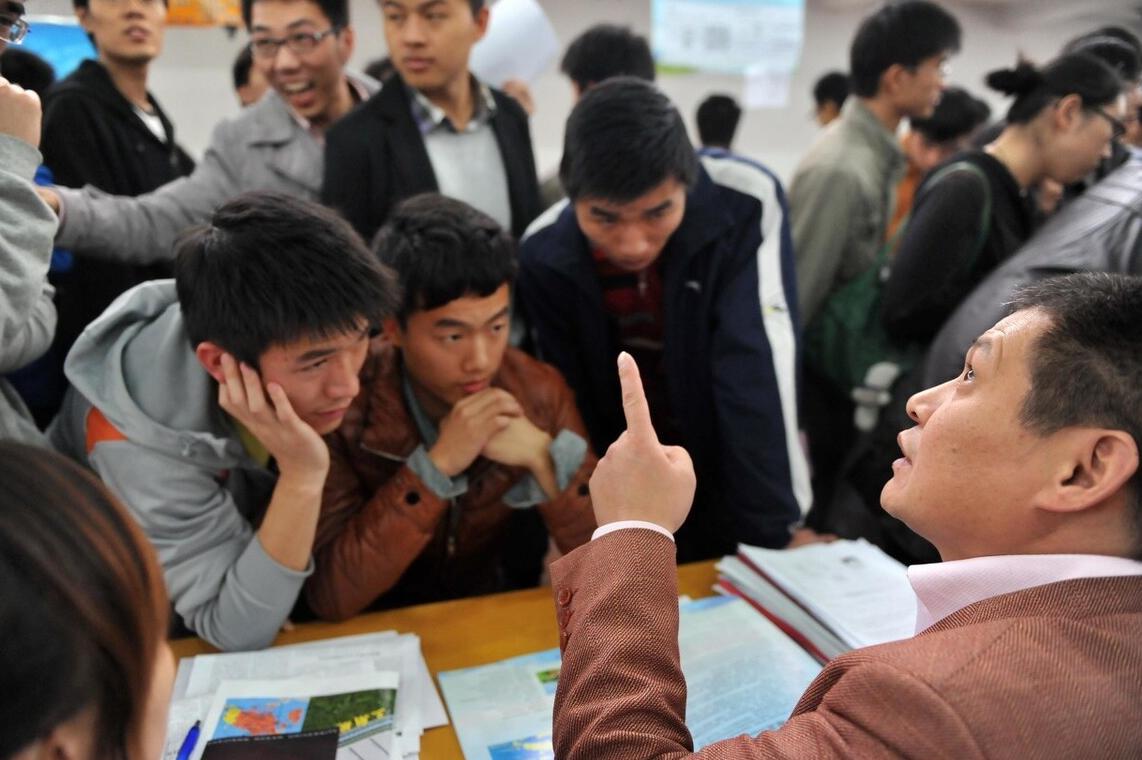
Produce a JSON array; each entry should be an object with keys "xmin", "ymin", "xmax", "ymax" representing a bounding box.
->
[{"xmin": 1, "ymin": 0, "xmax": 1141, "ymax": 756}]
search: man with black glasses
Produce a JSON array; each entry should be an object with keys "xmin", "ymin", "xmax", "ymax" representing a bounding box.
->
[{"xmin": 35, "ymin": 0, "xmax": 377, "ymax": 265}]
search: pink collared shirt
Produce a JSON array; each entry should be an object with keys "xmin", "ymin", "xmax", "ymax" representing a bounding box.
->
[{"xmin": 908, "ymin": 553, "xmax": 1142, "ymax": 633}]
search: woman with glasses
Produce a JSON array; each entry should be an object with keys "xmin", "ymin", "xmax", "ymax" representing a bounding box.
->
[
  {"xmin": 881, "ymin": 52, "xmax": 1126, "ymax": 344},
  {"xmin": 839, "ymin": 52, "xmax": 1127, "ymax": 567},
  {"xmin": 0, "ymin": 443, "xmax": 173, "ymax": 760}
]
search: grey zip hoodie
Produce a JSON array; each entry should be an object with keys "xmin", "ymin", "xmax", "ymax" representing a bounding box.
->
[
  {"xmin": 50, "ymin": 280, "xmax": 312, "ymax": 651},
  {"xmin": 0, "ymin": 134, "xmax": 57, "ymax": 446}
]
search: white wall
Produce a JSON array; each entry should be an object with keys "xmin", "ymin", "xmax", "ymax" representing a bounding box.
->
[{"xmin": 29, "ymin": 0, "xmax": 1141, "ymax": 183}]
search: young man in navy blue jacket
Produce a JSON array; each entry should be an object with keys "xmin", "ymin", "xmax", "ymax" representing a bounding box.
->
[{"xmin": 519, "ymin": 78, "xmax": 816, "ymax": 560}]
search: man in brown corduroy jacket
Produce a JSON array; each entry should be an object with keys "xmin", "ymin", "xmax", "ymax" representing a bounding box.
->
[{"xmin": 550, "ymin": 271, "xmax": 1142, "ymax": 759}]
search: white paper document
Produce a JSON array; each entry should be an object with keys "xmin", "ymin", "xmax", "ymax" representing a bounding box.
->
[
  {"xmin": 439, "ymin": 596, "xmax": 823, "ymax": 758},
  {"xmin": 679, "ymin": 596, "xmax": 822, "ymax": 748},
  {"xmin": 469, "ymin": 0, "xmax": 559, "ymax": 86},
  {"xmin": 738, "ymin": 539, "xmax": 917, "ymax": 649},
  {"xmin": 167, "ymin": 631, "xmax": 445, "ymax": 760}
]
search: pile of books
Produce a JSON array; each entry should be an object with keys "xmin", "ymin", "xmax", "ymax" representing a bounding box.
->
[{"xmin": 715, "ymin": 539, "xmax": 919, "ymax": 663}]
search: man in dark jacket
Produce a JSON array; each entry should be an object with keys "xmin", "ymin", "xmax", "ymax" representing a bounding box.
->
[
  {"xmin": 39, "ymin": 0, "xmax": 193, "ymax": 417},
  {"xmin": 321, "ymin": 0, "xmax": 540, "ymax": 243},
  {"xmin": 519, "ymin": 79, "xmax": 813, "ymax": 561},
  {"xmin": 37, "ymin": 0, "xmax": 192, "ymax": 418}
]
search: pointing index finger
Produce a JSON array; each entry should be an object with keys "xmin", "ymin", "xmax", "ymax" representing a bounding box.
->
[{"xmin": 617, "ymin": 352, "xmax": 657, "ymax": 442}]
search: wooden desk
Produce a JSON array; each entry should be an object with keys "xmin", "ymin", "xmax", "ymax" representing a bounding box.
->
[{"xmin": 171, "ymin": 560, "xmax": 719, "ymax": 759}]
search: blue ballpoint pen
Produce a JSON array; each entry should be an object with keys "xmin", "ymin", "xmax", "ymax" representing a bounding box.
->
[{"xmin": 175, "ymin": 721, "xmax": 201, "ymax": 760}]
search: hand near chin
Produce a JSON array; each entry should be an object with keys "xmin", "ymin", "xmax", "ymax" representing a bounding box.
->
[
  {"xmin": 216, "ymin": 353, "xmax": 328, "ymax": 480},
  {"xmin": 428, "ymin": 388, "xmax": 523, "ymax": 477},
  {"xmin": 590, "ymin": 353, "xmax": 696, "ymax": 533}
]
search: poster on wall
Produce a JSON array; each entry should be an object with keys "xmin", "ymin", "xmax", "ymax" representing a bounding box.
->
[
  {"xmin": 651, "ymin": 0, "xmax": 804, "ymax": 74},
  {"xmin": 651, "ymin": 0, "xmax": 804, "ymax": 107},
  {"xmin": 20, "ymin": 17, "xmax": 95, "ymax": 80}
]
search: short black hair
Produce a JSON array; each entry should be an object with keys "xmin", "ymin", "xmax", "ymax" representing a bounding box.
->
[
  {"xmin": 849, "ymin": 1, "xmax": 961, "ymax": 98},
  {"xmin": 561, "ymin": 77, "xmax": 698, "ymax": 204},
  {"xmin": 696, "ymin": 93, "xmax": 742, "ymax": 149},
  {"xmin": 174, "ymin": 192, "xmax": 397, "ymax": 366},
  {"xmin": 241, "ymin": 0, "xmax": 348, "ymax": 30},
  {"xmin": 986, "ymin": 52, "xmax": 1123, "ymax": 125},
  {"xmin": 909, "ymin": 86, "xmax": 990, "ymax": 144},
  {"xmin": 232, "ymin": 45, "xmax": 254, "ymax": 90},
  {"xmin": 0, "ymin": 48, "xmax": 55, "ymax": 96},
  {"xmin": 1066, "ymin": 26, "xmax": 1142, "ymax": 81},
  {"xmin": 1063, "ymin": 33, "xmax": 1141, "ymax": 84},
  {"xmin": 812, "ymin": 71, "xmax": 850, "ymax": 108},
  {"xmin": 560, "ymin": 24, "xmax": 655, "ymax": 92},
  {"xmin": 372, "ymin": 194, "xmax": 517, "ymax": 327},
  {"xmin": 1008, "ymin": 272, "xmax": 1142, "ymax": 556}
]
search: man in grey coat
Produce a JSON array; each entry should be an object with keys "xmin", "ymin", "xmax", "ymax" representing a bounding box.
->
[
  {"xmin": 37, "ymin": 0, "xmax": 376, "ymax": 264},
  {"xmin": 0, "ymin": 9, "xmax": 58, "ymax": 446}
]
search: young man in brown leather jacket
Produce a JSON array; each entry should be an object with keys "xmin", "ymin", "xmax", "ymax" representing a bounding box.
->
[{"xmin": 306, "ymin": 194, "xmax": 597, "ymax": 619}]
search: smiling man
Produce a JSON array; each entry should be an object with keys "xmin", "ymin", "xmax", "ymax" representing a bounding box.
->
[
  {"xmin": 36, "ymin": 0, "xmax": 375, "ymax": 265},
  {"xmin": 49, "ymin": 193, "xmax": 398, "ymax": 651},
  {"xmin": 520, "ymin": 78, "xmax": 810, "ymax": 561},
  {"xmin": 550, "ymin": 272, "xmax": 1142, "ymax": 758},
  {"xmin": 304, "ymin": 194, "xmax": 595, "ymax": 620},
  {"xmin": 321, "ymin": 0, "xmax": 540, "ymax": 244}
]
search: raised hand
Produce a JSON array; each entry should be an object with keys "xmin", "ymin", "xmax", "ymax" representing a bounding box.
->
[
  {"xmin": 217, "ymin": 353, "xmax": 329, "ymax": 480},
  {"xmin": 0, "ymin": 76, "xmax": 41, "ymax": 148},
  {"xmin": 428, "ymin": 388, "xmax": 523, "ymax": 477},
  {"xmin": 589, "ymin": 352, "xmax": 696, "ymax": 532}
]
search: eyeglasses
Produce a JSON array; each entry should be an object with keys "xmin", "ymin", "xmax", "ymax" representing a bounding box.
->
[
  {"xmin": 0, "ymin": 15, "xmax": 29, "ymax": 45},
  {"xmin": 1087, "ymin": 106, "xmax": 1127, "ymax": 141},
  {"xmin": 248, "ymin": 27, "xmax": 339, "ymax": 59}
]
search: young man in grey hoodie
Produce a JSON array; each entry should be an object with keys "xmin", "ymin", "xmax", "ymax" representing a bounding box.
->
[
  {"xmin": 0, "ymin": 5, "xmax": 59, "ymax": 447},
  {"xmin": 50, "ymin": 192, "xmax": 397, "ymax": 651}
]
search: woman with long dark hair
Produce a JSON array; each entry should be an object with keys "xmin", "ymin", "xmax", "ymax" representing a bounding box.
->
[{"xmin": 0, "ymin": 442, "xmax": 172, "ymax": 760}]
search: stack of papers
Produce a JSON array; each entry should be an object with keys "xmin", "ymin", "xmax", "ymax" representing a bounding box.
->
[
  {"xmin": 164, "ymin": 632, "xmax": 448, "ymax": 760},
  {"xmin": 717, "ymin": 539, "xmax": 918, "ymax": 663},
  {"xmin": 438, "ymin": 596, "xmax": 823, "ymax": 758}
]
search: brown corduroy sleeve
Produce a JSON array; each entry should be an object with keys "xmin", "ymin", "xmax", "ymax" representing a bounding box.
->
[{"xmin": 549, "ymin": 530, "xmax": 983, "ymax": 759}]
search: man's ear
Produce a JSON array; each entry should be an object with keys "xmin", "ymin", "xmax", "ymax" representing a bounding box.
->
[
  {"xmin": 336, "ymin": 24, "xmax": 355, "ymax": 64},
  {"xmin": 1036, "ymin": 428, "xmax": 1139, "ymax": 515},
  {"xmin": 879, "ymin": 63, "xmax": 909, "ymax": 100},
  {"xmin": 194, "ymin": 341, "xmax": 227, "ymax": 383},
  {"xmin": 381, "ymin": 317, "xmax": 404, "ymax": 348},
  {"xmin": 75, "ymin": 5, "xmax": 91, "ymax": 31},
  {"xmin": 473, "ymin": 4, "xmax": 490, "ymax": 39}
]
